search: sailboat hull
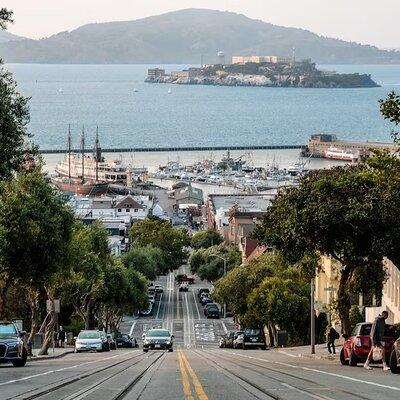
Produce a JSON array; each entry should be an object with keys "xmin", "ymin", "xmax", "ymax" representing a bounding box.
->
[{"xmin": 51, "ymin": 178, "xmax": 108, "ymax": 195}]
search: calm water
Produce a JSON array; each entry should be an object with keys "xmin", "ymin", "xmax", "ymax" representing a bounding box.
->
[{"xmin": 5, "ymin": 63, "xmax": 400, "ymax": 150}]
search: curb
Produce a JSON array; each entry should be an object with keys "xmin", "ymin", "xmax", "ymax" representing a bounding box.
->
[{"xmin": 28, "ymin": 350, "xmax": 74, "ymax": 362}]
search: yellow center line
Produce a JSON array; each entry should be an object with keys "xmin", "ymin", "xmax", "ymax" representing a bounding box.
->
[
  {"xmin": 180, "ymin": 350, "xmax": 209, "ymax": 400},
  {"xmin": 178, "ymin": 349, "xmax": 194, "ymax": 399}
]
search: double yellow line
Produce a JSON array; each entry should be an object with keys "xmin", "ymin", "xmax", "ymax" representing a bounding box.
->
[{"xmin": 177, "ymin": 349, "xmax": 208, "ymax": 400}]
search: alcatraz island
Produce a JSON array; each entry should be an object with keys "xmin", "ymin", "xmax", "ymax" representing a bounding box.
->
[{"xmin": 146, "ymin": 55, "xmax": 379, "ymax": 89}]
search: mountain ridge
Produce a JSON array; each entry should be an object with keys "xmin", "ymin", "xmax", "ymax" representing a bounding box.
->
[{"xmin": 0, "ymin": 8, "xmax": 399, "ymax": 64}]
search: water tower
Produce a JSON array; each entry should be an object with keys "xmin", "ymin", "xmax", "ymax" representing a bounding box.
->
[{"xmin": 217, "ymin": 51, "xmax": 225, "ymax": 65}]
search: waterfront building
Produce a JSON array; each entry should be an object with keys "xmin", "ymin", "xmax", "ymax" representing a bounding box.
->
[
  {"xmin": 306, "ymin": 134, "xmax": 396, "ymax": 158},
  {"xmin": 147, "ymin": 68, "xmax": 166, "ymax": 80},
  {"xmin": 231, "ymin": 55, "xmax": 291, "ymax": 64}
]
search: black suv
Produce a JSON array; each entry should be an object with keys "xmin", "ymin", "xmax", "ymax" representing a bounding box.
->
[
  {"xmin": 0, "ymin": 321, "xmax": 28, "ymax": 367},
  {"xmin": 243, "ymin": 327, "xmax": 266, "ymax": 350},
  {"xmin": 143, "ymin": 329, "xmax": 174, "ymax": 352}
]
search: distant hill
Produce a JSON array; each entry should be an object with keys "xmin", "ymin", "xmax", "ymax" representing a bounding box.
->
[
  {"xmin": 0, "ymin": 8, "xmax": 399, "ymax": 64},
  {"xmin": 0, "ymin": 30, "xmax": 25, "ymax": 43}
]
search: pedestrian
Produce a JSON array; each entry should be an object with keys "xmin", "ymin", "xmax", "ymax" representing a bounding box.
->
[
  {"xmin": 57, "ymin": 326, "xmax": 66, "ymax": 348},
  {"xmin": 364, "ymin": 310, "xmax": 390, "ymax": 371},
  {"xmin": 326, "ymin": 325, "xmax": 339, "ymax": 354}
]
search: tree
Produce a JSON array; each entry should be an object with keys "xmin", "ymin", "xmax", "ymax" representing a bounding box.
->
[
  {"xmin": 122, "ymin": 245, "xmax": 166, "ymax": 281},
  {"xmin": 0, "ymin": 171, "xmax": 74, "ymax": 318},
  {"xmin": 245, "ymin": 276, "xmax": 309, "ymax": 344},
  {"xmin": 191, "ymin": 229, "xmax": 223, "ymax": 249},
  {"xmin": 130, "ymin": 218, "xmax": 189, "ymax": 270},
  {"xmin": 0, "ymin": 9, "xmax": 32, "ymax": 181},
  {"xmin": 189, "ymin": 243, "xmax": 241, "ymax": 282},
  {"xmin": 253, "ymin": 164, "xmax": 394, "ymax": 334}
]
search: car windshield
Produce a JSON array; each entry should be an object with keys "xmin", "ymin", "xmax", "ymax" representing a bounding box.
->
[
  {"xmin": 0, "ymin": 323, "xmax": 18, "ymax": 338},
  {"xmin": 245, "ymin": 328, "xmax": 261, "ymax": 335},
  {"xmin": 78, "ymin": 331, "xmax": 100, "ymax": 339},
  {"xmin": 146, "ymin": 330, "xmax": 170, "ymax": 337},
  {"xmin": 359, "ymin": 324, "xmax": 372, "ymax": 336}
]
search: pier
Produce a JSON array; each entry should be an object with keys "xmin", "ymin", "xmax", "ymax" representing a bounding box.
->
[{"xmin": 39, "ymin": 144, "xmax": 305, "ymax": 154}]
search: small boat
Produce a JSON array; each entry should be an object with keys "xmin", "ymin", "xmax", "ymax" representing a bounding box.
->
[
  {"xmin": 133, "ymin": 88, "xmax": 139, "ymax": 92},
  {"xmin": 168, "ymin": 88, "xmax": 172, "ymax": 94}
]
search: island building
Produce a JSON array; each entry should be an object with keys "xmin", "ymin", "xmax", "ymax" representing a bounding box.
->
[
  {"xmin": 231, "ymin": 55, "xmax": 292, "ymax": 64},
  {"xmin": 147, "ymin": 68, "xmax": 166, "ymax": 80},
  {"xmin": 304, "ymin": 134, "xmax": 396, "ymax": 158},
  {"xmin": 170, "ymin": 68, "xmax": 202, "ymax": 79}
]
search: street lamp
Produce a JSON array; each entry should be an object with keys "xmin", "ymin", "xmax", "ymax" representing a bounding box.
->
[{"xmin": 210, "ymin": 253, "xmax": 227, "ymax": 318}]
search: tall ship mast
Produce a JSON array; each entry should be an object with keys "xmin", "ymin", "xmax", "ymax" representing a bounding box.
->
[{"xmin": 52, "ymin": 126, "xmax": 131, "ymax": 195}]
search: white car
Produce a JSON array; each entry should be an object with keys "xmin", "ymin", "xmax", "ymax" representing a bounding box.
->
[
  {"xmin": 75, "ymin": 330, "xmax": 109, "ymax": 352},
  {"xmin": 179, "ymin": 283, "xmax": 189, "ymax": 292}
]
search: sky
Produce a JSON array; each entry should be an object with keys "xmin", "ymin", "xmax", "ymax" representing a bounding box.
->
[{"xmin": 4, "ymin": 0, "xmax": 400, "ymax": 49}]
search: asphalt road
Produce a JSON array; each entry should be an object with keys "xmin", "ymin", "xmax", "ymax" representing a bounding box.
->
[{"xmin": 2, "ymin": 266, "xmax": 400, "ymax": 400}]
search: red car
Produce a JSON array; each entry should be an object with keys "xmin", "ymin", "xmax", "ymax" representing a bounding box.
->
[{"xmin": 340, "ymin": 322, "xmax": 398, "ymax": 366}]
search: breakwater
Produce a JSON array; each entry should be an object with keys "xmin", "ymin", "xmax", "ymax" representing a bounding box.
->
[{"xmin": 39, "ymin": 144, "xmax": 305, "ymax": 154}]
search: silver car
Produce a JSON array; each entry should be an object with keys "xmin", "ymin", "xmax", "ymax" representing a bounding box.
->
[{"xmin": 75, "ymin": 330, "xmax": 110, "ymax": 352}]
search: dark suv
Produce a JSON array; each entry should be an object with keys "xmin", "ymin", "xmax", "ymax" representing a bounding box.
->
[
  {"xmin": 243, "ymin": 327, "xmax": 266, "ymax": 350},
  {"xmin": 0, "ymin": 321, "xmax": 28, "ymax": 367},
  {"xmin": 143, "ymin": 329, "xmax": 174, "ymax": 352}
]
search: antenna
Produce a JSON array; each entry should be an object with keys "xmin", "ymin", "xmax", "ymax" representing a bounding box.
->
[
  {"xmin": 201, "ymin": 54, "xmax": 204, "ymax": 68},
  {"xmin": 95, "ymin": 126, "xmax": 99, "ymax": 182},
  {"xmin": 292, "ymin": 47, "xmax": 296, "ymax": 64}
]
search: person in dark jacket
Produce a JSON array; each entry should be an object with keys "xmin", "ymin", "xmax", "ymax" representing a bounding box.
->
[
  {"xmin": 57, "ymin": 326, "xmax": 66, "ymax": 348},
  {"xmin": 327, "ymin": 326, "xmax": 339, "ymax": 354},
  {"xmin": 364, "ymin": 311, "xmax": 389, "ymax": 370}
]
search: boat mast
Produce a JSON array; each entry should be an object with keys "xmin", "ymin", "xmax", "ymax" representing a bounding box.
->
[
  {"xmin": 81, "ymin": 125, "xmax": 85, "ymax": 184},
  {"xmin": 68, "ymin": 124, "xmax": 71, "ymax": 181},
  {"xmin": 95, "ymin": 126, "xmax": 99, "ymax": 182}
]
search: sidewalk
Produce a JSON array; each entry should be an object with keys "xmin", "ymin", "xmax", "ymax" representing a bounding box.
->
[
  {"xmin": 29, "ymin": 346, "xmax": 74, "ymax": 361},
  {"xmin": 277, "ymin": 343, "xmax": 342, "ymax": 362}
]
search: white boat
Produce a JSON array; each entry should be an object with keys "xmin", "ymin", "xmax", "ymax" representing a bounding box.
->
[
  {"xmin": 324, "ymin": 147, "xmax": 359, "ymax": 162},
  {"xmin": 133, "ymin": 88, "xmax": 139, "ymax": 92},
  {"xmin": 168, "ymin": 88, "xmax": 172, "ymax": 94}
]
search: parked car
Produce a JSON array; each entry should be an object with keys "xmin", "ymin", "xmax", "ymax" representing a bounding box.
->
[
  {"xmin": 115, "ymin": 333, "xmax": 137, "ymax": 348},
  {"xmin": 204, "ymin": 303, "xmax": 219, "ymax": 317},
  {"xmin": 219, "ymin": 331, "xmax": 236, "ymax": 348},
  {"xmin": 139, "ymin": 304, "xmax": 153, "ymax": 317},
  {"xmin": 75, "ymin": 330, "xmax": 110, "ymax": 352},
  {"xmin": 148, "ymin": 294, "xmax": 156, "ymax": 305},
  {"xmin": 340, "ymin": 322, "xmax": 398, "ymax": 366},
  {"xmin": 154, "ymin": 285, "xmax": 163, "ymax": 294},
  {"xmin": 243, "ymin": 328, "xmax": 266, "ymax": 350},
  {"xmin": 179, "ymin": 283, "xmax": 189, "ymax": 292},
  {"xmin": 0, "ymin": 321, "xmax": 28, "ymax": 367},
  {"xmin": 390, "ymin": 336, "xmax": 400, "ymax": 373},
  {"xmin": 107, "ymin": 334, "xmax": 117, "ymax": 350},
  {"xmin": 233, "ymin": 332, "xmax": 244, "ymax": 349},
  {"xmin": 201, "ymin": 297, "xmax": 212, "ymax": 306},
  {"xmin": 143, "ymin": 329, "xmax": 174, "ymax": 352},
  {"xmin": 197, "ymin": 288, "xmax": 210, "ymax": 299}
]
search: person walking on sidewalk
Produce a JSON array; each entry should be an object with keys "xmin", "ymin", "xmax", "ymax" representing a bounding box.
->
[
  {"xmin": 57, "ymin": 326, "xmax": 66, "ymax": 348},
  {"xmin": 326, "ymin": 326, "xmax": 339, "ymax": 354},
  {"xmin": 364, "ymin": 310, "xmax": 390, "ymax": 371}
]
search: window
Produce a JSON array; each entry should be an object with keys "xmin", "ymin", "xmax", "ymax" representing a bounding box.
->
[
  {"xmin": 134, "ymin": 209, "xmax": 138, "ymax": 212},
  {"xmin": 126, "ymin": 209, "xmax": 130, "ymax": 212},
  {"xmin": 118, "ymin": 208, "xmax": 122, "ymax": 212}
]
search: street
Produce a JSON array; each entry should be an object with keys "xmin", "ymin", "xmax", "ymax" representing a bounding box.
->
[{"xmin": 1, "ymin": 268, "xmax": 400, "ymax": 400}]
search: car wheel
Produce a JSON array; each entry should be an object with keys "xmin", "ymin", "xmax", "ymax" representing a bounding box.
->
[
  {"xmin": 12, "ymin": 349, "xmax": 27, "ymax": 367},
  {"xmin": 243, "ymin": 345, "xmax": 247, "ymax": 350},
  {"xmin": 143, "ymin": 349, "xmax": 148, "ymax": 353},
  {"xmin": 349, "ymin": 349, "xmax": 358, "ymax": 367},
  {"xmin": 261, "ymin": 345, "xmax": 267, "ymax": 351},
  {"xmin": 340, "ymin": 348, "xmax": 349, "ymax": 365},
  {"xmin": 390, "ymin": 349, "xmax": 400, "ymax": 373},
  {"xmin": 169, "ymin": 348, "xmax": 173, "ymax": 352}
]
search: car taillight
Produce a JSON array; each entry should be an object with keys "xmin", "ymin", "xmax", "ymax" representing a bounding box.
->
[{"xmin": 355, "ymin": 337, "xmax": 362, "ymax": 347}]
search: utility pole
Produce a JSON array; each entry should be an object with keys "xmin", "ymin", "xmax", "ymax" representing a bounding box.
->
[
  {"xmin": 310, "ymin": 277, "xmax": 315, "ymax": 354},
  {"xmin": 210, "ymin": 253, "xmax": 227, "ymax": 318}
]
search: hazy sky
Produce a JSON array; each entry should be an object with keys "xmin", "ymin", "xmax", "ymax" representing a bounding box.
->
[{"xmin": 4, "ymin": 0, "xmax": 400, "ymax": 48}]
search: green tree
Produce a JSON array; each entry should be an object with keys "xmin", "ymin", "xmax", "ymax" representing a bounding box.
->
[
  {"xmin": 245, "ymin": 276, "xmax": 309, "ymax": 344},
  {"xmin": 0, "ymin": 171, "xmax": 74, "ymax": 318},
  {"xmin": 191, "ymin": 229, "xmax": 223, "ymax": 249},
  {"xmin": 349, "ymin": 305, "xmax": 364, "ymax": 328},
  {"xmin": 122, "ymin": 245, "xmax": 166, "ymax": 281},
  {"xmin": 130, "ymin": 218, "xmax": 189, "ymax": 270},
  {"xmin": 0, "ymin": 9, "xmax": 32, "ymax": 181},
  {"xmin": 190, "ymin": 243, "xmax": 241, "ymax": 282}
]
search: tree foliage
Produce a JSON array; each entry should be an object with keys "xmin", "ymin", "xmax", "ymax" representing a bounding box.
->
[
  {"xmin": 130, "ymin": 218, "xmax": 189, "ymax": 270},
  {"xmin": 190, "ymin": 229, "xmax": 223, "ymax": 250},
  {"xmin": 190, "ymin": 243, "xmax": 241, "ymax": 282}
]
